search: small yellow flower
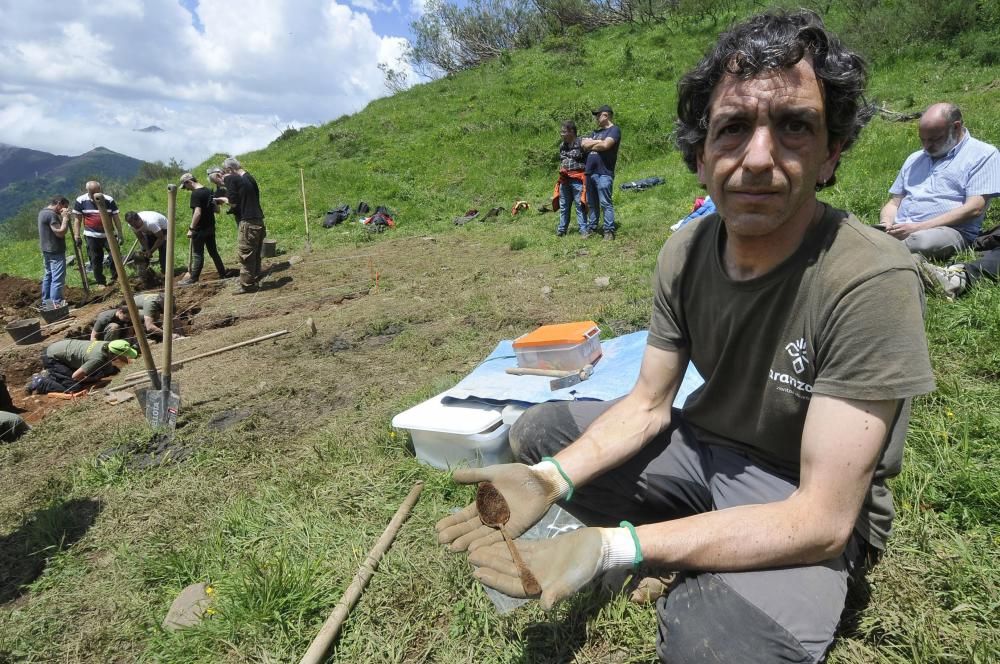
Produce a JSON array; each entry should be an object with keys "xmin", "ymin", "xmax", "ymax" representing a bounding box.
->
[
  {"xmin": 389, "ymin": 431, "xmax": 397, "ymax": 439},
  {"xmin": 205, "ymin": 585, "xmax": 215, "ymax": 595},
  {"xmin": 945, "ymin": 410, "xmax": 955, "ymax": 418},
  {"xmin": 205, "ymin": 608, "xmax": 217, "ymax": 616}
]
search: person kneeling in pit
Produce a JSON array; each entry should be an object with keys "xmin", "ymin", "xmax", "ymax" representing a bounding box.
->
[
  {"xmin": 436, "ymin": 10, "xmax": 934, "ymax": 663},
  {"xmin": 90, "ymin": 306, "xmax": 130, "ymax": 341},
  {"xmin": 26, "ymin": 339, "xmax": 138, "ymax": 395}
]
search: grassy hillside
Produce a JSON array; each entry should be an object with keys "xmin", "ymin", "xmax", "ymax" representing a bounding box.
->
[{"xmin": 0, "ymin": 7, "xmax": 998, "ymax": 663}]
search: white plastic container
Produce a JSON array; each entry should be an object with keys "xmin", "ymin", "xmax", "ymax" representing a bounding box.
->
[
  {"xmin": 513, "ymin": 321, "xmax": 602, "ymax": 371},
  {"xmin": 392, "ymin": 394, "xmax": 512, "ymax": 470}
]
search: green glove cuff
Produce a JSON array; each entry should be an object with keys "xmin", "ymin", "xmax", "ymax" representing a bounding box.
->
[
  {"xmin": 619, "ymin": 521, "xmax": 643, "ymax": 569},
  {"xmin": 540, "ymin": 456, "xmax": 574, "ymax": 502}
]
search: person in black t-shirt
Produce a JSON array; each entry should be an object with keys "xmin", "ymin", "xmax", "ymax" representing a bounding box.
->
[
  {"xmin": 222, "ymin": 157, "xmax": 266, "ymax": 293},
  {"xmin": 208, "ymin": 167, "xmax": 238, "ymax": 229},
  {"xmin": 178, "ymin": 173, "xmax": 228, "ymax": 285}
]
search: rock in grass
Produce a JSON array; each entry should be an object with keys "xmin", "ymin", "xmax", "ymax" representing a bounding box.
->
[
  {"xmin": 594, "ymin": 276, "xmax": 611, "ymax": 288},
  {"xmin": 162, "ymin": 582, "xmax": 212, "ymax": 631}
]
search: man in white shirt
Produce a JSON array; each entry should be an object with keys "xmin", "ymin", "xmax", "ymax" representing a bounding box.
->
[{"xmin": 124, "ymin": 210, "xmax": 169, "ymax": 282}]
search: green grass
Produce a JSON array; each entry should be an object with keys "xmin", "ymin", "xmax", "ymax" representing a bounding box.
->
[{"xmin": 1, "ymin": 6, "xmax": 999, "ymax": 663}]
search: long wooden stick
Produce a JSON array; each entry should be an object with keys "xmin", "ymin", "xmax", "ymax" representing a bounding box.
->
[
  {"xmin": 161, "ymin": 184, "xmax": 178, "ymax": 414},
  {"xmin": 67, "ymin": 221, "xmax": 91, "ymax": 298},
  {"xmin": 300, "ymin": 168, "xmax": 311, "ymax": 252},
  {"xmin": 299, "ymin": 481, "xmax": 424, "ymax": 664},
  {"xmin": 94, "ymin": 193, "xmax": 160, "ymax": 391},
  {"xmin": 118, "ymin": 329, "xmax": 289, "ymax": 386}
]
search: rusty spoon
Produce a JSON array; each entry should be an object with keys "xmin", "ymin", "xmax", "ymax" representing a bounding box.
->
[{"xmin": 476, "ymin": 481, "xmax": 542, "ymax": 596}]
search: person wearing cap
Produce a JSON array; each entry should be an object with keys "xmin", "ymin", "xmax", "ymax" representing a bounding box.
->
[
  {"xmin": 124, "ymin": 210, "xmax": 168, "ymax": 280},
  {"xmin": 178, "ymin": 173, "xmax": 228, "ymax": 285},
  {"xmin": 581, "ymin": 105, "xmax": 621, "ymax": 240},
  {"xmin": 222, "ymin": 157, "xmax": 266, "ymax": 294},
  {"xmin": 26, "ymin": 338, "xmax": 137, "ymax": 394},
  {"xmin": 71, "ymin": 181, "xmax": 123, "ymax": 289}
]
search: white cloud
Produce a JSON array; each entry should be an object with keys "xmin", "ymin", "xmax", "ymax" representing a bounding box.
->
[{"xmin": 0, "ymin": 0, "xmax": 415, "ymax": 167}]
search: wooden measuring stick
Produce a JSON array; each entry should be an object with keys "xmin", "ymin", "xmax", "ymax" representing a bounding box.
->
[
  {"xmin": 94, "ymin": 192, "xmax": 161, "ymax": 391},
  {"xmin": 300, "ymin": 168, "xmax": 312, "ymax": 252},
  {"xmin": 299, "ymin": 481, "xmax": 423, "ymax": 664},
  {"xmin": 118, "ymin": 329, "xmax": 289, "ymax": 386},
  {"xmin": 67, "ymin": 221, "xmax": 90, "ymax": 298}
]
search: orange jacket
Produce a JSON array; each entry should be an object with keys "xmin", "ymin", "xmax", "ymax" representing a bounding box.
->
[{"xmin": 552, "ymin": 169, "xmax": 588, "ymax": 215}]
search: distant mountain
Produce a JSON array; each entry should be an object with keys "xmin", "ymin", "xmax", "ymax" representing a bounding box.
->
[
  {"xmin": 136, "ymin": 125, "xmax": 164, "ymax": 133},
  {"xmin": 0, "ymin": 143, "xmax": 71, "ymax": 190},
  {"xmin": 0, "ymin": 144, "xmax": 145, "ymax": 224}
]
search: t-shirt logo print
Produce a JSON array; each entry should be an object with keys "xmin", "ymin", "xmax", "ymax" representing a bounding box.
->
[{"xmin": 785, "ymin": 338, "xmax": 809, "ymax": 374}]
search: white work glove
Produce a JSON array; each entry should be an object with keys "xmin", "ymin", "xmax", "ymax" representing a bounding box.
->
[
  {"xmin": 435, "ymin": 461, "xmax": 571, "ymax": 552},
  {"xmin": 468, "ymin": 526, "xmax": 638, "ymax": 609}
]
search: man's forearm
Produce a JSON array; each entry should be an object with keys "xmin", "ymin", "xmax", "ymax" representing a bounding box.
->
[
  {"xmin": 555, "ymin": 391, "xmax": 673, "ymax": 489},
  {"xmin": 637, "ymin": 495, "xmax": 844, "ymax": 572},
  {"xmin": 913, "ymin": 196, "xmax": 987, "ymax": 230},
  {"xmin": 879, "ymin": 199, "xmax": 900, "ymax": 226}
]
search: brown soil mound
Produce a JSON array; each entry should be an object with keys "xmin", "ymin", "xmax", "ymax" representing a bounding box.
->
[{"xmin": 0, "ymin": 273, "xmax": 88, "ymax": 322}]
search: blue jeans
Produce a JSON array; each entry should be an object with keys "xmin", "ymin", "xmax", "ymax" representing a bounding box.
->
[
  {"xmin": 557, "ymin": 179, "xmax": 587, "ymax": 234},
  {"xmin": 588, "ymin": 173, "xmax": 615, "ymax": 233},
  {"xmin": 41, "ymin": 251, "xmax": 67, "ymax": 305}
]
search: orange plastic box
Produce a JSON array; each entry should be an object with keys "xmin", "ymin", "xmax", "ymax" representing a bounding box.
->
[{"xmin": 512, "ymin": 321, "xmax": 602, "ymax": 371}]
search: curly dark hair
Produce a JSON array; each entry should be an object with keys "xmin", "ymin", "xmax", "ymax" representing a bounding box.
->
[{"xmin": 675, "ymin": 10, "xmax": 873, "ymax": 189}]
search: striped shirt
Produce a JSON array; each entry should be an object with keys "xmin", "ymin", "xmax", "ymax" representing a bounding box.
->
[
  {"xmin": 73, "ymin": 193, "xmax": 119, "ymax": 238},
  {"xmin": 890, "ymin": 130, "xmax": 1000, "ymax": 243}
]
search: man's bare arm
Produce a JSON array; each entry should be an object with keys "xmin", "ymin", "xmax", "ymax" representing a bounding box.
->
[
  {"xmin": 907, "ymin": 195, "xmax": 987, "ymax": 230},
  {"xmin": 581, "ymin": 136, "xmax": 617, "ymax": 152},
  {"xmin": 147, "ymin": 229, "xmax": 166, "ymax": 253},
  {"xmin": 879, "ymin": 195, "xmax": 903, "ymax": 227},
  {"xmin": 554, "ymin": 344, "xmax": 687, "ymax": 488},
  {"xmin": 636, "ymin": 395, "xmax": 897, "ymax": 570}
]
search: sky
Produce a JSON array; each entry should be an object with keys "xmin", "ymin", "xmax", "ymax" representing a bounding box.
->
[{"xmin": 0, "ymin": 0, "xmax": 425, "ymax": 168}]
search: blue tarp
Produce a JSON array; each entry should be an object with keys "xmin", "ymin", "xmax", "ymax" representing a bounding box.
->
[{"xmin": 443, "ymin": 330, "xmax": 704, "ymax": 408}]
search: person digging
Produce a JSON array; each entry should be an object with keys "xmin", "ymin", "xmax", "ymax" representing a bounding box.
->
[
  {"xmin": 436, "ymin": 10, "xmax": 934, "ymax": 663},
  {"xmin": 26, "ymin": 339, "xmax": 138, "ymax": 395},
  {"xmin": 90, "ymin": 306, "xmax": 131, "ymax": 342}
]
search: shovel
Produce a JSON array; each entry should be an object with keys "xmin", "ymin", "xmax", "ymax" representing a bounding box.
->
[
  {"xmin": 146, "ymin": 184, "xmax": 180, "ymax": 430},
  {"xmin": 93, "ymin": 193, "xmax": 159, "ymax": 392}
]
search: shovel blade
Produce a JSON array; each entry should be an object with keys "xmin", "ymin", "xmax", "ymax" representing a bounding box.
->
[{"xmin": 144, "ymin": 381, "xmax": 181, "ymax": 429}]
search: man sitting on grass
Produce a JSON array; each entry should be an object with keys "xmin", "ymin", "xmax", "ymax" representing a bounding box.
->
[
  {"xmin": 879, "ymin": 103, "xmax": 1000, "ymax": 259},
  {"xmin": 436, "ymin": 10, "xmax": 935, "ymax": 663}
]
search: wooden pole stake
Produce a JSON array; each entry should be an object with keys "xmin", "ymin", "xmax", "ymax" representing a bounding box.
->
[
  {"xmin": 94, "ymin": 192, "xmax": 160, "ymax": 390},
  {"xmin": 299, "ymin": 481, "xmax": 423, "ymax": 664},
  {"xmin": 300, "ymin": 168, "xmax": 312, "ymax": 253},
  {"xmin": 67, "ymin": 220, "xmax": 91, "ymax": 298}
]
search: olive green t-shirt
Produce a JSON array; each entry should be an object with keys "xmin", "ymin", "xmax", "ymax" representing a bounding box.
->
[
  {"xmin": 46, "ymin": 339, "xmax": 108, "ymax": 375},
  {"xmin": 648, "ymin": 206, "xmax": 936, "ymax": 549},
  {"xmin": 134, "ymin": 293, "xmax": 163, "ymax": 320}
]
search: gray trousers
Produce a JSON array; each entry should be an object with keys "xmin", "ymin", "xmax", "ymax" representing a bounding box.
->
[
  {"xmin": 510, "ymin": 400, "xmax": 874, "ymax": 664},
  {"xmin": 904, "ymin": 226, "xmax": 968, "ymax": 260}
]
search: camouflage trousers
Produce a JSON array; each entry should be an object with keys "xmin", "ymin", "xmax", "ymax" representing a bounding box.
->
[{"xmin": 237, "ymin": 220, "xmax": 265, "ymax": 287}]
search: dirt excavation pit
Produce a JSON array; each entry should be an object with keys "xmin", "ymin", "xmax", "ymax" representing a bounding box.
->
[
  {"xmin": 0, "ymin": 274, "xmax": 89, "ymax": 324},
  {"xmin": 0, "ymin": 278, "xmax": 225, "ymax": 426}
]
